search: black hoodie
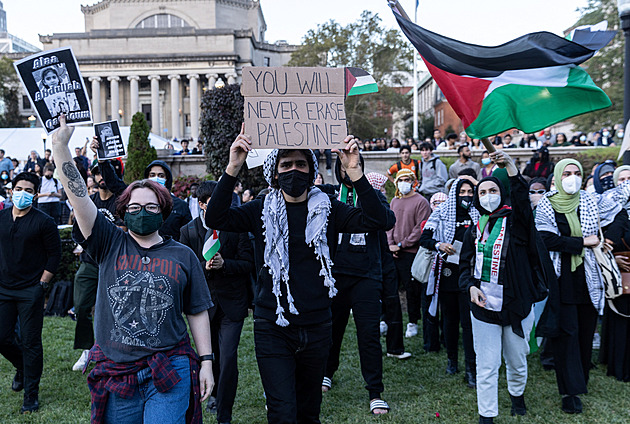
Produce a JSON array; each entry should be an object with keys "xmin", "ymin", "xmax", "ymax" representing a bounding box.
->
[{"xmin": 101, "ymin": 159, "xmax": 192, "ymax": 241}]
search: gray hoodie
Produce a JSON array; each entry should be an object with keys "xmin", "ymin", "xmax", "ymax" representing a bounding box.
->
[{"xmin": 418, "ymin": 154, "xmax": 447, "ymax": 197}]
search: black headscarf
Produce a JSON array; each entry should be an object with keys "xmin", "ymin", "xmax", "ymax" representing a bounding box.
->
[
  {"xmin": 455, "ymin": 179, "xmax": 475, "ymax": 220},
  {"xmin": 473, "ymin": 176, "xmax": 510, "ymax": 216}
]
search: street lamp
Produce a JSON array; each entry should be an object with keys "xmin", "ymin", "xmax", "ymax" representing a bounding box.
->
[
  {"xmin": 41, "ymin": 132, "xmax": 47, "ymax": 153},
  {"xmin": 27, "ymin": 115, "xmax": 36, "ymax": 128},
  {"xmin": 619, "ymin": 0, "xmax": 630, "ymax": 126}
]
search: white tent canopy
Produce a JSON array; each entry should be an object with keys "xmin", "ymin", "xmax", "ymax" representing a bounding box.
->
[{"xmin": 0, "ymin": 126, "xmax": 171, "ymax": 165}]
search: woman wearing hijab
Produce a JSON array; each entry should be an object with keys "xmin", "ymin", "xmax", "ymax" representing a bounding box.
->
[
  {"xmin": 536, "ymin": 158, "xmax": 621, "ymax": 414},
  {"xmin": 613, "ymin": 165, "xmax": 630, "ymax": 186},
  {"xmin": 420, "ymin": 178, "xmax": 479, "ymax": 387},
  {"xmin": 459, "ymin": 151, "xmax": 544, "ymax": 424},
  {"xmin": 600, "ymin": 180, "xmax": 630, "ymax": 381},
  {"xmin": 592, "ymin": 161, "xmax": 616, "ymax": 195}
]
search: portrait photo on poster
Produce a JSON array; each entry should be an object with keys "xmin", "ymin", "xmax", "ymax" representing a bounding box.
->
[
  {"xmin": 95, "ymin": 120, "xmax": 126, "ymax": 160},
  {"xmin": 14, "ymin": 46, "xmax": 92, "ymax": 134}
]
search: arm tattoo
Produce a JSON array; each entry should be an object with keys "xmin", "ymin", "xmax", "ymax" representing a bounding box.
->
[{"xmin": 62, "ymin": 161, "xmax": 87, "ymax": 198}]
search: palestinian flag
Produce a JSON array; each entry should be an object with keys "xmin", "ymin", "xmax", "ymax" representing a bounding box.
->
[
  {"xmin": 392, "ymin": 10, "xmax": 616, "ymax": 139},
  {"xmin": 345, "ymin": 67, "xmax": 378, "ymax": 97},
  {"xmin": 203, "ymin": 229, "xmax": 221, "ymax": 261}
]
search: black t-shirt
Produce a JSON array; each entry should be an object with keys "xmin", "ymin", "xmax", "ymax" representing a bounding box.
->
[
  {"xmin": 73, "ymin": 213, "xmax": 212, "ymax": 362},
  {"xmin": 81, "ymin": 191, "xmax": 120, "ymax": 265}
]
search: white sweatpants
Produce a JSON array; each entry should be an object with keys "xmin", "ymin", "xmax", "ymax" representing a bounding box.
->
[{"xmin": 471, "ymin": 309, "xmax": 534, "ymax": 418}]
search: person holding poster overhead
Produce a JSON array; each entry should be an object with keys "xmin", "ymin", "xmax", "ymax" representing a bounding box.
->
[
  {"xmin": 52, "ymin": 115, "xmax": 214, "ymax": 424},
  {"xmin": 205, "ymin": 125, "xmax": 394, "ymax": 423}
]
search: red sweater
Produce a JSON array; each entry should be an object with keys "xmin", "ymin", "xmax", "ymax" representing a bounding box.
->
[{"xmin": 387, "ymin": 193, "xmax": 432, "ymax": 254}]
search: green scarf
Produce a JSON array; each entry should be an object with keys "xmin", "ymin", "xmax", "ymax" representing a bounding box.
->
[
  {"xmin": 548, "ymin": 158, "xmax": 583, "ymax": 272},
  {"xmin": 339, "ymin": 184, "xmax": 357, "ymax": 206},
  {"xmin": 477, "ymin": 215, "xmax": 505, "ymax": 282}
]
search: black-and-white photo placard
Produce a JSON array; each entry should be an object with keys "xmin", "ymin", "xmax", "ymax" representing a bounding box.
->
[{"xmin": 95, "ymin": 120, "xmax": 125, "ymax": 160}]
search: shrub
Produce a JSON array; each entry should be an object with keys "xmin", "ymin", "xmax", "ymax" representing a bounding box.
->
[
  {"xmin": 200, "ymin": 84, "xmax": 266, "ymax": 193},
  {"xmin": 172, "ymin": 175, "xmax": 213, "ymax": 199},
  {"xmin": 124, "ymin": 112, "xmax": 157, "ymax": 184}
]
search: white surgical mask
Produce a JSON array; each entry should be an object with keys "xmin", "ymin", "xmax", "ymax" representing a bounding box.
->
[
  {"xmin": 479, "ymin": 193, "xmax": 501, "ymax": 213},
  {"xmin": 149, "ymin": 176, "xmax": 167, "ymax": 186},
  {"xmin": 397, "ymin": 181, "xmax": 412, "ymax": 195},
  {"xmin": 561, "ymin": 175, "xmax": 582, "ymax": 195},
  {"xmin": 618, "ymin": 131, "xmax": 625, "ymax": 139},
  {"xmin": 603, "ymin": 131, "xmax": 610, "ymax": 137}
]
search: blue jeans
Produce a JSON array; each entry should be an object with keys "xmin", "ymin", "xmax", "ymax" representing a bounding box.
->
[{"xmin": 103, "ymin": 355, "xmax": 190, "ymax": 424}]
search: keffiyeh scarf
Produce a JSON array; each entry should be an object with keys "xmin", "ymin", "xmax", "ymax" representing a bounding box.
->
[
  {"xmin": 535, "ymin": 190, "xmax": 620, "ymax": 314},
  {"xmin": 261, "ymin": 149, "xmax": 336, "ymax": 326}
]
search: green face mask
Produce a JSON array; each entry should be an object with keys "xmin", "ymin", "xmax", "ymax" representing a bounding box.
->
[{"xmin": 124, "ymin": 209, "xmax": 163, "ymax": 236}]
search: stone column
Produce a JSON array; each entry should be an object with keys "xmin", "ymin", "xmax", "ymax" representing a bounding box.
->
[
  {"xmin": 107, "ymin": 76, "xmax": 120, "ymax": 122},
  {"xmin": 168, "ymin": 74, "xmax": 181, "ymax": 139},
  {"xmin": 187, "ymin": 74, "xmax": 200, "ymax": 141},
  {"xmin": 206, "ymin": 73, "xmax": 218, "ymax": 90},
  {"xmin": 149, "ymin": 75, "xmax": 161, "ymax": 135},
  {"xmin": 89, "ymin": 77, "xmax": 101, "ymax": 122},
  {"xmin": 127, "ymin": 75, "xmax": 140, "ymax": 116},
  {"xmin": 226, "ymin": 72, "xmax": 238, "ymax": 85}
]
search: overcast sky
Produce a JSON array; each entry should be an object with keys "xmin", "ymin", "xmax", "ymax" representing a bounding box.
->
[{"xmin": 6, "ymin": 0, "xmax": 593, "ymax": 49}]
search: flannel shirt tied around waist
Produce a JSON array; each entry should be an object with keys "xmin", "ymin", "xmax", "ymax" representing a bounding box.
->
[{"xmin": 85, "ymin": 334, "xmax": 202, "ymax": 424}]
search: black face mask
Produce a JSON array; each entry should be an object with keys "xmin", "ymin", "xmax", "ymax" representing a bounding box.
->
[
  {"xmin": 277, "ymin": 169, "xmax": 310, "ymax": 198},
  {"xmin": 601, "ymin": 175, "xmax": 615, "ymax": 192},
  {"xmin": 460, "ymin": 195, "xmax": 473, "ymax": 210},
  {"xmin": 45, "ymin": 174, "xmax": 53, "ymax": 179}
]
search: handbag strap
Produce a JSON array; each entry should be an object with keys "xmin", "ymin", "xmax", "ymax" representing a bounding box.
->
[{"xmin": 608, "ymin": 298, "xmax": 630, "ymax": 318}]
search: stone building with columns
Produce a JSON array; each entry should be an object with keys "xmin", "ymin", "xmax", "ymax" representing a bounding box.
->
[{"xmin": 34, "ymin": 0, "xmax": 297, "ymax": 141}]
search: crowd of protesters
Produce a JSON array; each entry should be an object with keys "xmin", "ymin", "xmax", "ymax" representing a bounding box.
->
[{"xmin": 2, "ymin": 117, "xmax": 630, "ymax": 424}]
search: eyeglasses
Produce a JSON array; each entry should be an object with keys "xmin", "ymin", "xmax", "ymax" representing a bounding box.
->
[
  {"xmin": 126, "ymin": 203, "xmax": 161, "ymax": 215},
  {"xmin": 529, "ymin": 190, "xmax": 546, "ymax": 195}
]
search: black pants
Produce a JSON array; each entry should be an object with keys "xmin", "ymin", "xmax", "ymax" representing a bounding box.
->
[
  {"xmin": 210, "ymin": 306, "xmax": 244, "ymax": 423},
  {"xmin": 38, "ymin": 202, "xmax": 60, "ymax": 225},
  {"xmin": 382, "ymin": 271, "xmax": 404, "ymax": 355},
  {"xmin": 325, "ymin": 277, "xmax": 383, "ymax": 400},
  {"xmin": 551, "ymin": 302, "xmax": 598, "ymax": 395},
  {"xmin": 439, "ymin": 291, "xmax": 475, "ymax": 367},
  {"xmin": 0, "ymin": 284, "xmax": 45, "ymax": 398},
  {"xmin": 313, "ymin": 149, "xmax": 332, "ymax": 170},
  {"xmin": 254, "ymin": 318, "xmax": 332, "ymax": 424},
  {"xmin": 395, "ymin": 252, "xmax": 421, "ymax": 323},
  {"xmin": 421, "ymin": 282, "xmax": 440, "ymax": 352},
  {"xmin": 73, "ymin": 262, "xmax": 98, "ymax": 350}
]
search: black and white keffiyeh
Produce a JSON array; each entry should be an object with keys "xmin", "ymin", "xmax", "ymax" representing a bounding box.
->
[
  {"xmin": 535, "ymin": 189, "xmax": 620, "ymax": 313},
  {"xmin": 609, "ymin": 180, "xmax": 630, "ymax": 215},
  {"xmin": 261, "ymin": 149, "xmax": 336, "ymax": 326}
]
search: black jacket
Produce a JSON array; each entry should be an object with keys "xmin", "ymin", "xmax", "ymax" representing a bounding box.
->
[
  {"xmin": 206, "ymin": 172, "xmax": 395, "ymax": 326},
  {"xmin": 180, "ymin": 217, "xmax": 253, "ymax": 321},
  {"xmin": 101, "ymin": 160, "xmax": 192, "ymax": 241}
]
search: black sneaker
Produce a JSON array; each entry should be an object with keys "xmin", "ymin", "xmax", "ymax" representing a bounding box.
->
[
  {"xmin": 561, "ymin": 395, "xmax": 583, "ymax": 414},
  {"xmin": 510, "ymin": 394, "xmax": 527, "ymax": 416},
  {"xmin": 11, "ymin": 370, "xmax": 23, "ymax": 392},
  {"xmin": 21, "ymin": 395, "xmax": 39, "ymax": 414},
  {"xmin": 478, "ymin": 415, "xmax": 494, "ymax": 424},
  {"xmin": 446, "ymin": 359, "xmax": 459, "ymax": 375},
  {"xmin": 206, "ymin": 395, "xmax": 217, "ymax": 414}
]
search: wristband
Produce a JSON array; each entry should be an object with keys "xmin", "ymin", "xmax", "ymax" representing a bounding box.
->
[{"xmin": 200, "ymin": 353, "xmax": 214, "ymax": 362}]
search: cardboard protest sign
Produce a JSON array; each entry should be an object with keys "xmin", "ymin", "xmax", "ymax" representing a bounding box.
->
[
  {"xmin": 95, "ymin": 120, "xmax": 125, "ymax": 160},
  {"xmin": 14, "ymin": 46, "xmax": 92, "ymax": 134},
  {"xmin": 242, "ymin": 67, "xmax": 377, "ymax": 149}
]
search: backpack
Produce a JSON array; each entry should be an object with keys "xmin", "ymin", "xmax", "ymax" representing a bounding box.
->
[{"xmin": 44, "ymin": 280, "xmax": 74, "ymax": 317}]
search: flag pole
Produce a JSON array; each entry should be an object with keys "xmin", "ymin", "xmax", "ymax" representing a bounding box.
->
[
  {"xmin": 388, "ymin": 1, "xmax": 412, "ymax": 22},
  {"xmin": 412, "ymin": 2, "xmax": 419, "ymax": 141}
]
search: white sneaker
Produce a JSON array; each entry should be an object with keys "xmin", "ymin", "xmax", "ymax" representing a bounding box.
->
[
  {"xmin": 380, "ymin": 321, "xmax": 388, "ymax": 336},
  {"xmin": 72, "ymin": 349, "xmax": 90, "ymax": 371},
  {"xmin": 387, "ymin": 352, "xmax": 412, "ymax": 360},
  {"xmin": 405, "ymin": 323, "xmax": 418, "ymax": 338}
]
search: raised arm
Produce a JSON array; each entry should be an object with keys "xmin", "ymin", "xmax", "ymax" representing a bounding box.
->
[{"xmin": 52, "ymin": 115, "xmax": 97, "ymax": 239}]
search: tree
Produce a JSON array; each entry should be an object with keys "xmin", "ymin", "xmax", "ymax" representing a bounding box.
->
[
  {"xmin": 289, "ymin": 10, "xmax": 413, "ymax": 140},
  {"xmin": 124, "ymin": 112, "xmax": 156, "ymax": 184},
  {"xmin": 0, "ymin": 57, "xmax": 21, "ymax": 128},
  {"xmin": 200, "ymin": 84, "xmax": 265, "ymax": 193},
  {"xmin": 569, "ymin": 0, "xmax": 623, "ymax": 132}
]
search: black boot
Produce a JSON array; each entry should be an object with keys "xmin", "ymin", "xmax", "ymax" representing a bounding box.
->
[
  {"xmin": 561, "ymin": 395, "xmax": 583, "ymax": 414},
  {"xmin": 478, "ymin": 415, "xmax": 494, "ymax": 424},
  {"xmin": 446, "ymin": 358, "xmax": 459, "ymax": 375},
  {"xmin": 510, "ymin": 394, "xmax": 527, "ymax": 416},
  {"xmin": 21, "ymin": 394, "xmax": 39, "ymax": 414},
  {"xmin": 11, "ymin": 369, "xmax": 23, "ymax": 392},
  {"xmin": 464, "ymin": 364, "xmax": 476, "ymax": 389}
]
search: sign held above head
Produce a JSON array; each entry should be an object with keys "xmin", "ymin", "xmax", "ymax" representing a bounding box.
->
[{"xmin": 241, "ymin": 66, "xmax": 377, "ymax": 149}]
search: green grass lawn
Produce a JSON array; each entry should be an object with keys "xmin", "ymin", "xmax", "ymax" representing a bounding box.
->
[{"xmin": 1, "ymin": 315, "xmax": 630, "ymax": 423}]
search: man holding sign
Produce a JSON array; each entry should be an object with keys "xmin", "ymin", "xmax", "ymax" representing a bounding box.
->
[{"xmin": 205, "ymin": 124, "xmax": 394, "ymax": 423}]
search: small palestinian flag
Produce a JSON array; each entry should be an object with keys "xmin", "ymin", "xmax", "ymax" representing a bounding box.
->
[
  {"xmin": 391, "ymin": 10, "xmax": 616, "ymax": 139},
  {"xmin": 203, "ymin": 229, "xmax": 221, "ymax": 261},
  {"xmin": 345, "ymin": 67, "xmax": 378, "ymax": 97}
]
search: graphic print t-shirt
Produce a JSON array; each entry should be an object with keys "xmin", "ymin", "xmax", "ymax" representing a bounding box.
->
[{"xmin": 74, "ymin": 213, "xmax": 212, "ymax": 363}]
